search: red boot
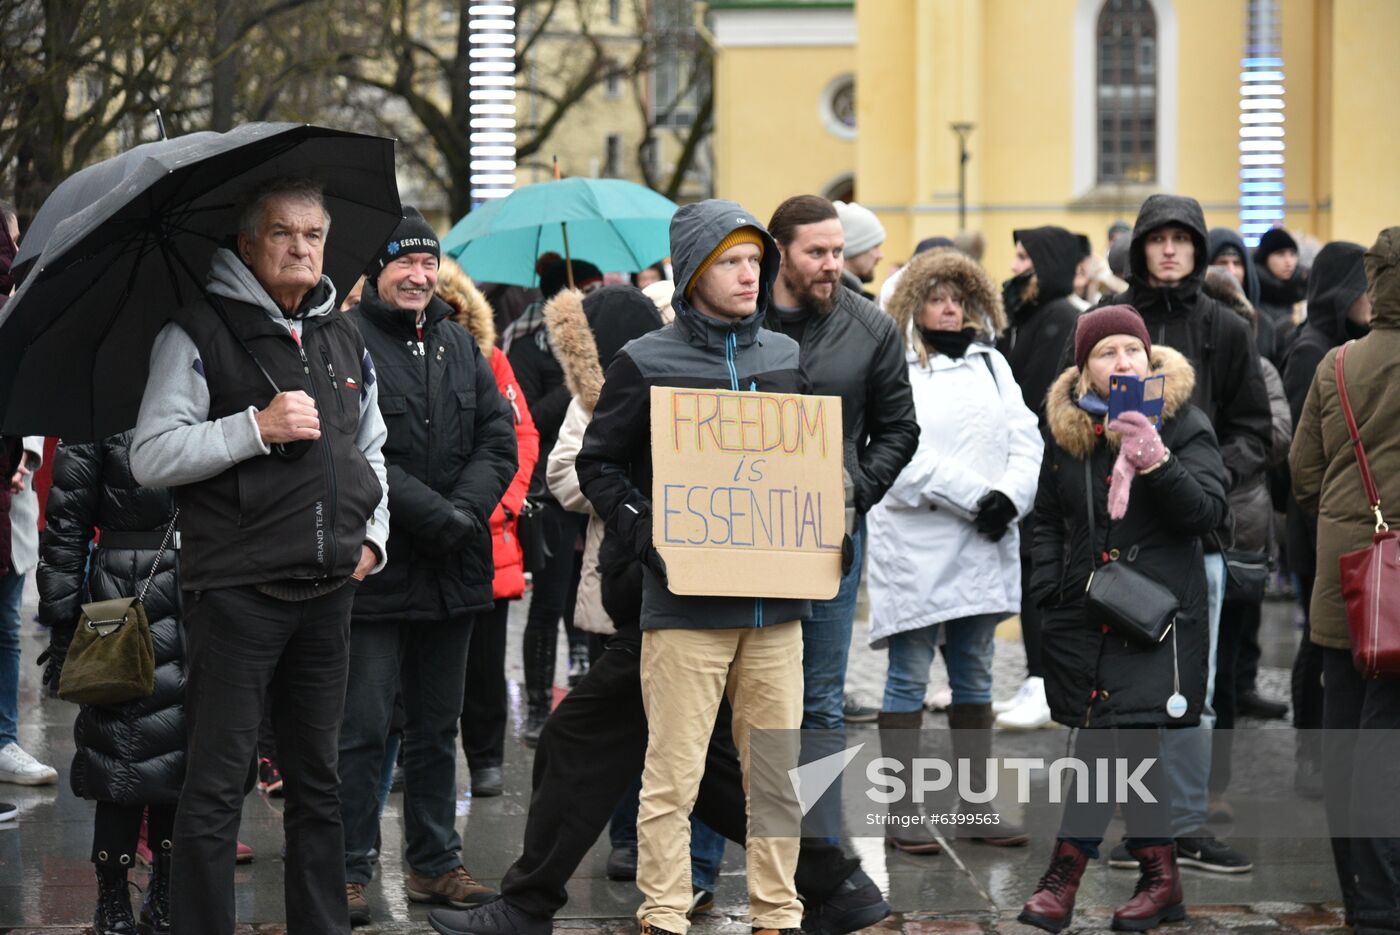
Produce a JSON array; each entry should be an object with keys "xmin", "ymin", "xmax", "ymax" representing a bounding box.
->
[
  {"xmin": 1111, "ymin": 842, "xmax": 1186, "ymax": 931},
  {"xmin": 1018, "ymin": 840, "xmax": 1091, "ymax": 933}
]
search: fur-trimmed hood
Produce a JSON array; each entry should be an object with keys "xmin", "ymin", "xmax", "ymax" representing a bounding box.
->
[
  {"xmin": 886, "ymin": 248, "xmax": 1006, "ymax": 353},
  {"xmin": 544, "ymin": 284, "xmax": 664, "ymax": 413},
  {"xmin": 543, "ymin": 288, "xmax": 603, "ymax": 410},
  {"xmin": 1045, "ymin": 345, "xmax": 1196, "ymax": 459},
  {"xmin": 436, "ymin": 257, "xmax": 497, "ymax": 353},
  {"xmin": 1201, "ymin": 266, "xmax": 1257, "ymax": 331}
]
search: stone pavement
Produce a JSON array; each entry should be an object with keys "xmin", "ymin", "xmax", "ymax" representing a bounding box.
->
[{"xmin": 0, "ymin": 575, "xmax": 1342, "ymax": 933}]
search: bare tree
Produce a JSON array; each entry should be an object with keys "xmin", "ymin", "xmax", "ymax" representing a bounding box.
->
[
  {"xmin": 631, "ymin": 0, "xmax": 713, "ymax": 201},
  {"xmin": 0, "ymin": 0, "xmax": 198, "ymax": 225}
]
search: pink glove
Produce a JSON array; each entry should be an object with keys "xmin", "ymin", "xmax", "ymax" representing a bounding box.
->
[
  {"xmin": 1109, "ymin": 411, "xmax": 1167, "ymax": 471},
  {"xmin": 1107, "ymin": 448, "xmax": 1136, "ymax": 520}
]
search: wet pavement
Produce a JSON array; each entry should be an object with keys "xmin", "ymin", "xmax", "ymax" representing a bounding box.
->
[{"xmin": 0, "ymin": 575, "xmax": 1345, "ymax": 933}]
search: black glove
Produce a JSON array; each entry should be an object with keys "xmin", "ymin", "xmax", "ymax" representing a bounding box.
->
[
  {"xmin": 841, "ymin": 533, "xmax": 856, "ymax": 576},
  {"xmin": 973, "ymin": 490, "xmax": 1017, "ymax": 542},
  {"xmin": 37, "ymin": 643, "xmax": 66, "ymax": 698},
  {"xmin": 441, "ymin": 508, "xmax": 486, "ymax": 551}
]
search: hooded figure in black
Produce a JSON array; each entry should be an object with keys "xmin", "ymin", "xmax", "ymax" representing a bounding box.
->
[
  {"xmin": 1088, "ymin": 194, "xmax": 1273, "ymax": 496},
  {"xmin": 1279, "ymin": 242, "xmax": 1367, "ymax": 605},
  {"xmin": 999, "ymin": 226, "xmax": 1084, "ymax": 423},
  {"xmin": 1253, "ymin": 227, "xmax": 1308, "ymax": 327},
  {"xmin": 1209, "ymin": 227, "xmax": 1279, "ymax": 363}
]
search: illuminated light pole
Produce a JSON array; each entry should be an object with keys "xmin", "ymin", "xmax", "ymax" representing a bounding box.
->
[
  {"xmin": 468, "ymin": 3, "xmax": 517, "ymax": 204},
  {"xmin": 1239, "ymin": 0, "xmax": 1285, "ymax": 245}
]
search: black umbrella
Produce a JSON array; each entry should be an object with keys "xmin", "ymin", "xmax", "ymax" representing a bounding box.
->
[{"xmin": 0, "ymin": 122, "xmax": 401, "ymax": 440}]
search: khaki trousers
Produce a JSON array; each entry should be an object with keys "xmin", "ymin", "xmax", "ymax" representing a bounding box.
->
[{"xmin": 636, "ymin": 621, "xmax": 805, "ymax": 933}]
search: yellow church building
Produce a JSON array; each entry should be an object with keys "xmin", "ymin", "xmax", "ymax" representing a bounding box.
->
[{"xmin": 709, "ymin": 0, "xmax": 1400, "ymax": 277}]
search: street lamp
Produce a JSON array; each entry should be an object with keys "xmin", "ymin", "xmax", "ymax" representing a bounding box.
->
[{"xmin": 950, "ymin": 122, "xmax": 975, "ymax": 232}]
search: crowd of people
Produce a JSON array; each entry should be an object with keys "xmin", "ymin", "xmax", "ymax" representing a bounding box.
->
[{"xmin": 0, "ymin": 175, "xmax": 1397, "ymax": 935}]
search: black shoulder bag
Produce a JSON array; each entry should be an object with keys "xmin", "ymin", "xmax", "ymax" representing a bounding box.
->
[{"xmin": 1082, "ymin": 461, "xmax": 1179, "ymax": 645}]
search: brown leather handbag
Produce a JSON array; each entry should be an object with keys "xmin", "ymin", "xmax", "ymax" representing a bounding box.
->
[{"xmin": 1333, "ymin": 343, "xmax": 1400, "ymax": 678}]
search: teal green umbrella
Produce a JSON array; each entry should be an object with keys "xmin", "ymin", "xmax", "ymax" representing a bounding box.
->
[{"xmin": 441, "ymin": 177, "xmax": 678, "ymax": 287}]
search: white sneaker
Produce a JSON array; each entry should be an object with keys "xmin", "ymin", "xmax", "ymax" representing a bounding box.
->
[
  {"xmin": 993, "ymin": 678, "xmax": 1035, "ymax": 714},
  {"xmin": 0, "ymin": 743, "xmax": 58, "ymax": 785},
  {"xmin": 995, "ymin": 677, "xmax": 1054, "ymax": 730}
]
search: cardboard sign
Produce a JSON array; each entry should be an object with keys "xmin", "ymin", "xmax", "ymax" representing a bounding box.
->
[{"xmin": 650, "ymin": 386, "xmax": 844, "ymax": 600}]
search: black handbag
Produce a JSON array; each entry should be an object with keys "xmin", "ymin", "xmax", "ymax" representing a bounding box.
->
[
  {"xmin": 1224, "ymin": 549, "xmax": 1270, "ymax": 604},
  {"xmin": 1082, "ymin": 462, "xmax": 1179, "ymax": 645},
  {"xmin": 517, "ymin": 496, "xmax": 548, "ymax": 575}
]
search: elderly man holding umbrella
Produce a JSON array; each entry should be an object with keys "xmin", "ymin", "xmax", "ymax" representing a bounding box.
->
[{"xmin": 131, "ymin": 176, "xmax": 390, "ymax": 935}]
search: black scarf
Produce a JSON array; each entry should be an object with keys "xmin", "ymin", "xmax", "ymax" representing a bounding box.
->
[{"xmin": 919, "ymin": 326, "xmax": 977, "ymax": 359}]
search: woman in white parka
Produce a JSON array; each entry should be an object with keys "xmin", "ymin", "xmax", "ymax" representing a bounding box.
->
[{"xmin": 868, "ymin": 247, "xmax": 1043, "ymax": 852}]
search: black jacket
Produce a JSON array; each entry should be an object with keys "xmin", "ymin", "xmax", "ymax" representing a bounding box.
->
[
  {"xmin": 38, "ymin": 434, "xmax": 185, "ymax": 805},
  {"xmin": 577, "ymin": 200, "xmax": 812, "ymax": 632},
  {"xmin": 1091, "ymin": 194, "xmax": 1273, "ymax": 497},
  {"xmin": 1280, "ymin": 241, "xmax": 1369, "ymax": 580},
  {"xmin": 998, "ymin": 226, "xmax": 1084, "ymax": 424},
  {"xmin": 1031, "ymin": 348, "xmax": 1227, "ymax": 728},
  {"xmin": 347, "ymin": 283, "xmax": 518, "ymax": 621},
  {"xmin": 163, "ymin": 290, "xmax": 384, "ymax": 591},
  {"xmin": 764, "ymin": 284, "xmax": 918, "ymax": 515},
  {"xmin": 506, "ymin": 303, "xmax": 571, "ymax": 496}
]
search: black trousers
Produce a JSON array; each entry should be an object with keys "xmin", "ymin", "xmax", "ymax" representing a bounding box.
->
[
  {"xmin": 1210, "ymin": 597, "xmax": 1259, "ymax": 794},
  {"xmin": 500, "ymin": 636, "xmax": 857, "ymax": 919},
  {"xmin": 462, "ymin": 599, "xmax": 511, "ymax": 771},
  {"xmin": 522, "ymin": 502, "xmax": 585, "ymax": 701},
  {"xmin": 92, "ymin": 802, "xmax": 177, "ymax": 865},
  {"xmin": 1321, "ymin": 647, "xmax": 1400, "ymax": 932},
  {"xmin": 1292, "ymin": 576, "xmax": 1326, "ymax": 736},
  {"xmin": 172, "ymin": 583, "xmax": 356, "ymax": 935}
]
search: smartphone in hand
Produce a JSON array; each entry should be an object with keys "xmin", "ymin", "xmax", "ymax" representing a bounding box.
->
[{"xmin": 1107, "ymin": 373, "xmax": 1166, "ymax": 425}]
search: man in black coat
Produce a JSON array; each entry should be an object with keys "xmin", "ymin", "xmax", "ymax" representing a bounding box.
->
[
  {"xmin": 1085, "ymin": 193, "xmax": 1271, "ymax": 874},
  {"xmin": 340, "ymin": 208, "xmax": 517, "ymax": 926},
  {"xmin": 765, "ymin": 195, "xmax": 919, "ymax": 736},
  {"xmin": 994, "ymin": 226, "xmax": 1083, "ymax": 731}
]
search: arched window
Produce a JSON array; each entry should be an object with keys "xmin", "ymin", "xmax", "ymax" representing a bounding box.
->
[{"xmin": 1097, "ymin": 0, "xmax": 1158, "ymax": 184}]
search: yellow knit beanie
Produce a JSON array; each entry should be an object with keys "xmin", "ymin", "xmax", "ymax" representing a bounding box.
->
[{"xmin": 686, "ymin": 227, "xmax": 765, "ymax": 298}]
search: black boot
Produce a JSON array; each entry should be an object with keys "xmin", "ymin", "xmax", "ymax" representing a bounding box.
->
[
  {"xmin": 94, "ymin": 860, "xmax": 137, "ymax": 935},
  {"xmin": 521, "ymin": 628, "xmax": 555, "ymax": 748},
  {"xmin": 138, "ymin": 842, "xmax": 171, "ymax": 935},
  {"xmin": 876, "ymin": 710, "xmax": 941, "ymax": 854},
  {"xmin": 947, "ymin": 703, "xmax": 1029, "ymax": 846}
]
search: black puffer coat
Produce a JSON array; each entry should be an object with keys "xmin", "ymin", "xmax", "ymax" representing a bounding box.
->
[
  {"xmin": 1030, "ymin": 347, "xmax": 1228, "ymax": 728},
  {"xmin": 38, "ymin": 434, "xmax": 184, "ymax": 805},
  {"xmin": 346, "ymin": 281, "xmax": 518, "ymax": 622},
  {"xmin": 998, "ymin": 226, "xmax": 1084, "ymax": 424}
]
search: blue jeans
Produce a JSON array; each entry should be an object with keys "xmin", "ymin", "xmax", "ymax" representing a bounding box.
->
[
  {"xmin": 882, "ymin": 613, "xmax": 1000, "ymax": 713},
  {"xmin": 801, "ymin": 521, "xmax": 865, "ymax": 731},
  {"xmin": 689, "ymin": 818, "xmax": 726, "ymax": 892},
  {"xmin": 0, "ymin": 570, "xmax": 24, "ymax": 748},
  {"xmin": 1161, "ymin": 551, "xmax": 1225, "ymax": 836}
]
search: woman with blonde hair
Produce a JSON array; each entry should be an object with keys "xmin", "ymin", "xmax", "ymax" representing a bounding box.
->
[{"xmin": 867, "ymin": 247, "xmax": 1041, "ymax": 853}]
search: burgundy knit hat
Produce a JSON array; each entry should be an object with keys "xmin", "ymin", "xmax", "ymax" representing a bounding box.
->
[{"xmin": 1074, "ymin": 304, "xmax": 1152, "ymax": 370}]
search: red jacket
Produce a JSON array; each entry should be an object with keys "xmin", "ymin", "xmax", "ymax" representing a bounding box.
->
[{"xmin": 487, "ymin": 348, "xmax": 539, "ymax": 599}]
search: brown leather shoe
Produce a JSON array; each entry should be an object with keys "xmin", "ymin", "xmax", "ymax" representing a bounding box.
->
[
  {"xmin": 1018, "ymin": 840, "xmax": 1091, "ymax": 933},
  {"xmin": 346, "ymin": 881, "xmax": 370, "ymax": 927},
  {"xmin": 406, "ymin": 865, "xmax": 497, "ymax": 908},
  {"xmin": 1110, "ymin": 843, "xmax": 1186, "ymax": 931},
  {"xmin": 639, "ymin": 922, "xmax": 682, "ymax": 935}
]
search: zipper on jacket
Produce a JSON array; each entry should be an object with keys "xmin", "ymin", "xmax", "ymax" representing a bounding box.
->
[
  {"xmin": 321, "ymin": 347, "xmax": 345, "ymax": 416},
  {"xmin": 725, "ymin": 329, "xmax": 765, "ymax": 625},
  {"xmin": 296, "ymin": 331, "xmax": 338, "ymax": 575}
]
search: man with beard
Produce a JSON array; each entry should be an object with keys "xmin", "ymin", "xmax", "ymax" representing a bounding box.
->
[{"xmin": 765, "ymin": 193, "xmax": 919, "ymax": 744}]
